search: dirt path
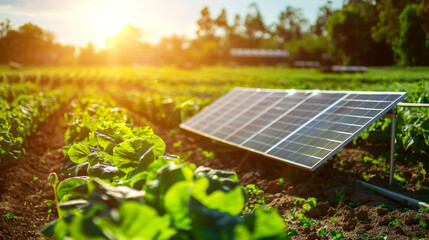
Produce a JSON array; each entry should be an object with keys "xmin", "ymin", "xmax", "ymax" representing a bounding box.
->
[{"xmin": 0, "ymin": 105, "xmax": 69, "ymax": 240}]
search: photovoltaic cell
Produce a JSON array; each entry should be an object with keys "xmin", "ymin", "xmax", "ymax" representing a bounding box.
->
[{"xmin": 180, "ymin": 88, "xmax": 407, "ymax": 171}]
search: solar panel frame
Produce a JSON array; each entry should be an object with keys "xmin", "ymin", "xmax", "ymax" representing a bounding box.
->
[{"xmin": 180, "ymin": 87, "xmax": 407, "ymax": 171}]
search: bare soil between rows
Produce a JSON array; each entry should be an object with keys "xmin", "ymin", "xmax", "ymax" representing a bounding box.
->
[{"xmin": 0, "ymin": 105, "xmax": 68, "ymax": 240}]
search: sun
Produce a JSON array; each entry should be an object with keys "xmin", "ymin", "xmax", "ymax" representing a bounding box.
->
[{"xmin": 86, "ymin": 3, "xmax": 130, "ymax": 37}]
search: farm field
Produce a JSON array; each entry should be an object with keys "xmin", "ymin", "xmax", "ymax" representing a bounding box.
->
[{"xmin": 0, "ymin": 66, "xmax": 429, "ymax": 239}]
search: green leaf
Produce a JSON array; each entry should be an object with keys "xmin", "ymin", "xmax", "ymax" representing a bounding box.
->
[
  {"xmin": 40, "ymin": 219, "xmax": 58, "ymax": 238},
  {"xmin": 307, "ymin": 197, "xmax": 317, "ymax": 208},
  {"xmin": 191, "ymin": 178, "xmax": 245, "ymax": 215},
  {"xmin": 251, "ymin": 207, "xmax": 285, "ymax": 239},
  {"xmin": 95, "ymin": 201, "xmax": 175, "ymax": 240},
  {"xmin": 88, "ymin": 164, "xmax": 125, "ymax": 179},
  {"xmin": 69, "ymin": 212, "xmax": 106, "ymax": 240},
  {"xmin": 145, "ymin": 162, "xmax": 194, "ymax": 211},
  {"xmin": 48, "ymin": 172, "xmax": 59, "ymax": 186},
  {"xmin": 68, "ymin": 144, "xmax": 91, "ymax": 164},
  {"xmin": 194, "ymin": 167, "xmax": 241, "ymax": 194},
  {"xmin": 133, "ymin": 126, "xmax": 153, "ymax": 138},
  {"xmin": 233, "ymin": 225, "xmax": 253, "ymax": 240},
  {"xmin": 57, "ymin": 177, "xmax": 89, "ymax": 201},
  {"xmin": 402, "ymin": 134, "xmax": 415, "ymax": 150},
  {"xmin": 113, "ymin": 138, "xmax": 155, "ymax": 175},
  {"xmin": 165, "ymin": 181, "xmax": 193, "ymax": 230},
  {"xmin": 150, "ymin": 134, "xmax": 166, "ymax": 157}
]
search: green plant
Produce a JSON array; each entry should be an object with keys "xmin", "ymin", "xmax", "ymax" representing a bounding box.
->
[
  {"xmin": 330, "ymin": 230, "xmax": 343, "ymax": 240},
  {"xmin": 172, "ymin": 140, "xmax": 182, "ymax": 148},
  {"xmin": 362, "ymin": 171, "xmax": 376, "ymax": 181},
  {"xmin": 388, "ymin": 220, "xmax": 403, "ymax": 228},
  {"xmin": 244, "ymin": 184, "xmax": 264, "ymax": 198},
  {"xmin": 289, "ymin": 209, "xmax": 316, "ymax": 227},
  {"xmin": 4, "ymin": 213, "xmax": 15, "ymax": 219},
  {"xmin": 380, "ymin": 203, "xmax": 394, "ymax": 211},
  {"xmin": 40, "ymin": 95, "xmax": 287, "ymax": 240},
  {"xmin": 44, "ymin": 200, "xmax": 52, "ymax": 214},
  {"xmin": 302, "ymin": 197, "xmax": 317, "ymax": 211},
  {"xmin": 285, "ymin": 228, "xmax": 298, "ymax": 236},
  {"xmin": 393, "ymin": 171, "xmax": 408, "ymax": 185},
  {"xmin": 332, "ymin": 188, "xmax": 345, "ymax": 203},
  {"xmin": 418, "ymin": 207, "xmax": 429, "ymax": 213},
  {"xmin": 47, "ymin": 172, "xmax": 60, "ymax": 216},
  {"xmin": 318, "ymin": 228, "xmax": 327, "ymax": 236},
  {"xmin": 244, "ymin": 184, "xmax": 266, "ymax": 212},
  {"xmin": 0, "ymin": 84, "xmax": 71, "ymax": 167},
  {"xmin": 197, "ymin": 148, "xmax": 215, "ymax": 160},
  {"xmin": 374, "ymin": 234, "xmax": 388, "ymax": 240},
  {"xmin": 418, "ymin": 162, "xmax": 427, "ymax": 180}
]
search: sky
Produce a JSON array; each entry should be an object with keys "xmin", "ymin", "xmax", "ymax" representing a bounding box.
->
[{"xmin": 0, "ymin": 0, "xmax": 343, "ymax": 49}]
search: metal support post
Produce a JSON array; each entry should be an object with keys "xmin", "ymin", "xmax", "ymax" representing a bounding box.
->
[{"xmin": 389, "ymin": 109, "xmax": 397, "ymax": 187}]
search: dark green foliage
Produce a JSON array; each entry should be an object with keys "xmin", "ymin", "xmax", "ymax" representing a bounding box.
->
[
  {"xmin": 326, "ymin": 2, "xmax": 393, "ymax": 65},
  {"xmin": 394, "ymin": 4, "xmax": 429, "ymax": 66},
  {"xmin": 285, "ymin": 35, "xmax": 331, "ymax": 61}
]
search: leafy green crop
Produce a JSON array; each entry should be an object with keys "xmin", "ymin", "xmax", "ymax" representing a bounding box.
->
[
  {"xmin": 42, "ymin": 94, "xmax": 287, "ymax": 239},
  {"xmin": 118, "ymin": 89, "xmax": 213, "ymax": 128},
  {"xmin": 0, "ymin": 82, "xmax": 71, "ymax": 167}
]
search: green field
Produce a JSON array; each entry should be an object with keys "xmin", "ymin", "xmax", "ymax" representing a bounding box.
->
[{"xmin": 1, "ymin": 66, "xmax": 429, "ymax": 239}]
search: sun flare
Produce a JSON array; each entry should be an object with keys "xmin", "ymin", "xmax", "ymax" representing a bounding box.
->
[{"xmin": 86, "ymin": 3, "xmax": 130, "ymax": 38}]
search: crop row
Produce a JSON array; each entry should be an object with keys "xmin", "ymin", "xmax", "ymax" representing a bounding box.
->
[
  {"xmin": 42, "ymin": 94, "xmax": 287, "ymax": 239},
  {"xmin": 115, "ymin": 89, "xmax": 213, "ymax": 128},
  {"xmin": 2, "ymin": 69, "xmax": 428, "ymax": 163},
  {"xmin": 0, "ymin": 82, "xmax": 72, "ymax": 167}
]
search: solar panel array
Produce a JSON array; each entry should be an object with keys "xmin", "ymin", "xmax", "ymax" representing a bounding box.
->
[
  {"xmin": 229, "ymin": 48, "xmax": 289, "ymax": 58},
  {"xmin": 181, "ymin": 88, "xmax": 407, "ymax": 171}
]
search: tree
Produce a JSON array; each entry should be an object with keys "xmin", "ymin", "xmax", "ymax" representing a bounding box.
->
[
  {"xmin": 394, "ymin": 4, "xmax": 429, "ymax": 65},
  {"xmin": 371, "ymin": 0, "xmax": 416, "ymax": 46},
  {"xmin": 0, "ymin": 22, "xmax": 57, "ymax": 65},
  {"xmin": 285, "ymin": 35, "xmax": 331, "ymax": 61},
  {"xmin": 418, "ymin": 0, "xmax": 429, "ymax": 33},
  {"xmin": 224, "ymin": 14, "xmax": 247, "ymax": 49},
  {"xmin": 0, "ymin": 18, "xmax": 11, "ymax": 39},
  {"xmin": 326, "ymin": 2, "xmax": 393, "ymax": 65},
  {"xmin": 215, "ymin": 8, "xmax": 229, "ymax": 32},
  {"xmin": 313, "ymin": 2, "xmax": 333, "ymax": 36},
  {"xmin": 244, "ymin": 3, "xmax": 266, "ymax": 48},
  {"xmin": 78, "ymin": 42, "xmax": 97, "ymax": 65},
  {"xmin": 196, "ymin": 6, "xmax": 216, "ymax": 41},
  {"xmin": 156, "ymin": 35, "xmax": 188, "ymax": 64},
  {"xmin": 274, "ymin": 6, "xmax": 308, "ymax": 44}
]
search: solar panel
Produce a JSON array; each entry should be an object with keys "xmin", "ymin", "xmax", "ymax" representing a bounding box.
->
[{"xmin": 180, "ymin": 88, "xmax": 407, "ymax": 171}]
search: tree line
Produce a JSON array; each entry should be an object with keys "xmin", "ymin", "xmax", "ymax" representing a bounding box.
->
[{"xmin": 0, "ymin": 0, "xmax": 428, "ymax": 66}]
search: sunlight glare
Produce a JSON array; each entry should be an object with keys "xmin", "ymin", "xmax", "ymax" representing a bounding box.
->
[{"xmin": 86, "ymin": 2, "xmax": 130, "ymax": 38}]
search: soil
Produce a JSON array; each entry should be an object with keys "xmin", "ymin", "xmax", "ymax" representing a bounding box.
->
[{"xmin": 0, "ymin": 105, "xmax": 69, "ymax": 240}]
